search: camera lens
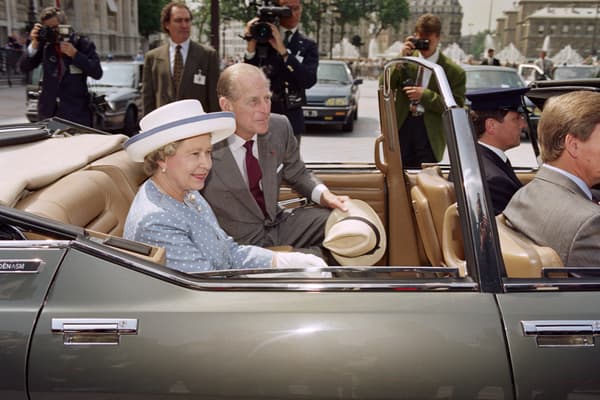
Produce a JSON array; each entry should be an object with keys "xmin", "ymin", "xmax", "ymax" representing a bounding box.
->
[{"xmin": 251, "ymin": 22, "xmax": 272, "ymax": 44}]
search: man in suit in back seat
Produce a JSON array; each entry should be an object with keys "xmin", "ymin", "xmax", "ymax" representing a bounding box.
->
[{"xmin": 466, "ymin": 87, "xmax": 529, "ymax": 215}]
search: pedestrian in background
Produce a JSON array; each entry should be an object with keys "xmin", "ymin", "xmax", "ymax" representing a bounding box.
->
[
  {"xmin": 142, "ymin": 1, "xmax": 220, "ymax": 115},
  {"xmin": 481, "ymin": 48, "xmax": 500, "ymax": 66},
  {"xmin": 19, "ymin": 6, "xmax": 102, "ymax": 126},
  {"xmin": 381, "ymin": 13, "xmax": 466, "ymax": 168},
  {"xmin": 243, "ymin": 0, "xmax": 318, "ymax": 144}
]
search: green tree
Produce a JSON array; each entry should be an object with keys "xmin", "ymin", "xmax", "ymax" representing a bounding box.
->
[
  {"xmin": 370, "ymin": 0, "xmax": 409, "ymax": 36},
  {"xmin": 138, "ymin": 0, "xmax": 169, "ymax": 39}
]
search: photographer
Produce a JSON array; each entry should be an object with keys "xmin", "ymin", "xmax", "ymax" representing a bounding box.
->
[
  {"xmin": 381, "ymin": 13, "xmax": 465, "ymax": 168},
  {"xmin": 19, "ymin": 7, "xmax": 102, "ymax": 127},
  {"xmin": 243, "ymin": 0, "xmax": 318, "ymax": 143}
]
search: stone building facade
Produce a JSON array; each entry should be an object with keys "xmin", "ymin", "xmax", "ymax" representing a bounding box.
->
[
  {"xmin": 496, "ymin": 0, "xmax": 600, "ymax": 59},
  {"xmin": 0, "ymin": 0, "xmax": 140, "ymax": 59}
]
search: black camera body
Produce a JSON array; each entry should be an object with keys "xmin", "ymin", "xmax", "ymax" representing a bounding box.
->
[
  {"xmin": 38, "ymin": 24, "xmax": 73, "ymax": 45},
  {"xmin": 410, "ymin": 38, "xmax": 430, "ymax": 51},
  {"xmin": 249, "ymin": 1, "xmax": 291, "ymax": 44}
]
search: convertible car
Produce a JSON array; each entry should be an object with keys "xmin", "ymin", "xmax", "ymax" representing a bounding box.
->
[{"xmin": 2, "ymin": 58, "xmax": 600, "ymax": 399}]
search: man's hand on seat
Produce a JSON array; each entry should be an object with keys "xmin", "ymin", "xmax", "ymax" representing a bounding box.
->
[{"xmin": 320, "ymin": 190, "xmax": 349, "ymax": 211}]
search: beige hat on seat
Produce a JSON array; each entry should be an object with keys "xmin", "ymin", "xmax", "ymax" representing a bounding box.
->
[{"xmin": 323, "ymin": 199, "xmax": 386, "ymax": 266}]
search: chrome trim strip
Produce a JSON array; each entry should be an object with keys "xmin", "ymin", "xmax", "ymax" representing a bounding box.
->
[
  {"xmin": 522, "ymin": 320, "xmax": 600, "ymax": 335},
  {"xmin": 0, "ymin": 240, "xmax": 71, "ymax": 249}
]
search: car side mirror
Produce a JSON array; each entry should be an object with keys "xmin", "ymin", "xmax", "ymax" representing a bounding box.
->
[{"xmin": 354, "ymin": 78, "xmax": 363, "ymax": 85}]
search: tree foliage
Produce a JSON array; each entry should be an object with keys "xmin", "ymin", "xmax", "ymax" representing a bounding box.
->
[{"xmin": 138, "ymin": 0, "xmax": 170, "ymax": 39}]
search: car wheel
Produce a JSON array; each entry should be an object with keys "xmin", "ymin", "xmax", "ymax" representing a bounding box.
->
[
  {"xmin": 123, "ymin": 107, "xmax": 138, "ymax": 136},
  {"xmin": 353, "ymin": 107, "xmax": 358, "ymax": 120},
  {"xmin": 342, "ymin": 117, "xmax": 354, "ymax": 132}
]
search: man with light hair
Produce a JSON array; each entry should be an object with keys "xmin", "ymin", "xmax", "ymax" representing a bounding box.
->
[
  {"xmin": 202, "ymin": 63, "xmax": 348, "ymax": 259},
  {"xmin": 504, "ymin": 90, "xmax": 600, "ymax": 266}
]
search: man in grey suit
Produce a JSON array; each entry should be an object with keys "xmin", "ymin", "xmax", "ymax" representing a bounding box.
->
[
  {"xmin": 504, "ymin": 90, "xmax": 600, "ymax": 267},
  {"xmin": 202, "ymin": 63, "xmax": 348, "ymax": 257},
  {"xmin": 142, "ymin": 1, "xmax": 220, "ymax": 115}
]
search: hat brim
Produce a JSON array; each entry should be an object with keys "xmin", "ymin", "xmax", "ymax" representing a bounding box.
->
[
  {"xmin": 324, "ymin": 199, "xmax": 387, "ymax": 266},
  {"xmin": 124, "ymin": 112, "xmax": 236, "ymax": 162}
]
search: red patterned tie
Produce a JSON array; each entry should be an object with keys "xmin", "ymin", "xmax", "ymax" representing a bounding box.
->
[
  {"xmin": 173, "ymin": 45, "xmax": 183, "ymax": 98},
  {"xmin": 244, "ymin": 140, "xmax": 266, "ymax": 215}
]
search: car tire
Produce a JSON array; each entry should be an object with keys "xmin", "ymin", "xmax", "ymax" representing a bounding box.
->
[
  {"xmin": 123, "ymin": 107, "xmax": 138, "ymax": 136},
  {"xmin": 353, "ymin": 107, "xmax": 358, "ymax": 120},
  {"xmin": 342, "ymin": 117, "xmax": 354, "ymax": 132}
]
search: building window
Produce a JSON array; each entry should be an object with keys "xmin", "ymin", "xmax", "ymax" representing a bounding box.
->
[
  {"xmin": 550, "ymin": 25, "xmax": 556, "ymax": 34},
  {"xmin": 562, "ymin": 24, "xmax": 569, "ymax": 33},
  {"xmin": 538, "ymin": 24, "xmax": 544, "ymax": 34},
  {"xmin": 575, "ymin": 25, "xmax": 582, "ymax": 35}
]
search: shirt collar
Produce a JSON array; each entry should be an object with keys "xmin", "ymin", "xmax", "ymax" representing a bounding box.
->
[
  {"xmin": 478, "ymin": 141, "xmax": 508, "ymax": 163},
  {"xmin": 228, "ymin": 133, "xmax": 258, "ymax": 150},
  {"xmin": 169, "ymin": 38, "xmax": 190, "ymax": 52},
  {"xmin": 420, "ymin": 47, "xmax": 440, "ymax": 63},
  {"xmin": 279, "ymin": 26, "xmax": 298, "ymax": 38},
  {"xmin": 544, "ymin": 164, "xmax": 593, "ymax": 200}
]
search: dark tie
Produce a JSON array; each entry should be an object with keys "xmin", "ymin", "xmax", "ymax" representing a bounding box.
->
[
  {"xmin": 173, "ymin": 45, "xmax": 183, "ymax": 98},
  {"xmin": 244, "ymin": 140, "xmax": 266, "ymax": 215},
  {"xmin": 505, "ymin": 158, "xmax": 512, "ymax": 169},
  {"xmin": 283, "ymin": 30, "xmax": 293, "ymax": 47}
]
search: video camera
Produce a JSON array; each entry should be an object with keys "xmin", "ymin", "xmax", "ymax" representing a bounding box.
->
[
  {"xmin": 38, "ymin": 24, "xmax": 73, "ymax": 45},
  {"xmin": 249, "ymin": 0, "xmax": 291, "ymax": 44}
]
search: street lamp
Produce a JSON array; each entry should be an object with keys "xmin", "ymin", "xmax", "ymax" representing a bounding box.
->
[
  {"xmin": 487, "ymin": 0, "xmax": 494, "ymax": 32},
  {"xmin": 27, "ymin": 0, "xmax": 37, "ymax": 33},
  {"xmin": 328, "ymin": 3, "xmax": 340, "ymax": 59}
]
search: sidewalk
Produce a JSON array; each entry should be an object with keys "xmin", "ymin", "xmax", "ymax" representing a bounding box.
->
[{"xmin": 0, "ymin": 83, "xmax": 29, "ymax": 124}]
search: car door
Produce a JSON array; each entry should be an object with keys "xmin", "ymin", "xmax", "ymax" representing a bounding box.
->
[
  {"xmin": 498, "ymin": 279, "xmax": 600, "ymax": 398},
  {"xmin": 0, "ymin": 242, "xmax": 66, "ymax": 400},
  {"xmin": 27, "ymin": 242, "xmax": 515, "ymax": 399}
]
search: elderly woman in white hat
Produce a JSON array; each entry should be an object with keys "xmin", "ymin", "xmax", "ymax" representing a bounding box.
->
[{"xmin": 123, "ymin": 99, "xmax": 327, "ymax": 273}]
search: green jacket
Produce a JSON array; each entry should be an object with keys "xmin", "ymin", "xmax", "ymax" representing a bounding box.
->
[{"xmin": 383, "ymin": 52, "xmax": 466, "ymax": 161}]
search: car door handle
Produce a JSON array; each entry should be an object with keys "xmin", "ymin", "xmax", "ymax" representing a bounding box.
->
[
  {"xmin": 52, "ymin": 318, "xmax": 138, "ymax": 345},
  {"xmin": 521, "ymin": 320, "xmax": 599, "ymax": 348}
]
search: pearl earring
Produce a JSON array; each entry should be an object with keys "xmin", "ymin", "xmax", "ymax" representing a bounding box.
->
[{"xmin": 161, "ymin": 167, "xmax": 166, "ymax": 173}]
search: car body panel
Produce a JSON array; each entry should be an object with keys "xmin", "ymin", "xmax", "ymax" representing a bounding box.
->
[
  {"xmin": 553, "ymin": 65, "xmax": 600, "ymax": 80},
  {"xmin": 498, "ymin": 292, "xmax": 600, "ymax": 398},
  {"xmin": 303, "ymin": 60, "xmax": 361, "ymax": 131},
  {"xmin": 0, "ymin": 245, "xmax": 66, "ymax": 400},
  {"xmin": 27, "ymin": 247, "xmax": 513, "ymax": 399}
]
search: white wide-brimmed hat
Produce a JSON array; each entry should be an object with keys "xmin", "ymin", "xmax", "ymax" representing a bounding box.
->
[
  {"xmin": 124, "ymin": 99, "xmax": 235, "ymax": 162},
  {"xmin": 323, "ymin": 199, "xmax": 387, "ymax": 266}
]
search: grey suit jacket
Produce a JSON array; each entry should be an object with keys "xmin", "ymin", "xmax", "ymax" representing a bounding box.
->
[
  {"xmin": 202, "ymin": 114, "xmax": 322, "ymax": 244},
  {"xmin": 504, "ymin": 165, "xmax": 600, "ymax": 266},
  {"xmin": 142, "ymin": 40, "xmax": 220, "ymax": 115}
]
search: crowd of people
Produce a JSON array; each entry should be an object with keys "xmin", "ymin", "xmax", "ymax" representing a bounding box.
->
[{"xmin": 12, "ymin": 1, "xmax": 600, "ymax": 271}]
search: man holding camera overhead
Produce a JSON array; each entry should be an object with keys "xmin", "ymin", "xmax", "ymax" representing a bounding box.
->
[
  {"xmin": 382, "ymin": 13, "xmax": 465, "ymax": 168},
  {"xmin": 243, "ymin": 0, "xmax": 318, "ymax": 144},
  {"xmin": 19, "ymin": 7, "xmax": 102, "ymax": 127}
]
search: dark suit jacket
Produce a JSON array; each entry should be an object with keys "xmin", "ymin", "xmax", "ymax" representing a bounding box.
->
[
  {"xmin": 481, "ymin": 57, "xmax": 500, "ymax": 66},
  {"xmin": 142, "ymin": 40, "xmax": 220, "ymax": 114},
  {"xmin": 504, "ymin": 165, "xmax": 600, "ymax": 266},
  {"xmin": 19, "ymin": 35, "xmax": 102, "ymax": 126},
  {"xmin": 245, "ymin": 30, "xmax": 318, "ymax": 136},
  {"xmin": 202, "ymin": 114, "xmax": 322, "ymax": 245},
  {"xmin": 479, "ymin": 144, "xmax": 522, "ymax": 215},
  {"xmin": 384, "ymin": 52, "xmax": 466, "ymax": 161}
]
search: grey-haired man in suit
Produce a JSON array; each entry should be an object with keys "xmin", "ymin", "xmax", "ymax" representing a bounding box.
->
[
  {"xmin": 142, "ymin": 1, "xmax": 220, "ymax": 114},
  {"xmin": 202, "ymin": 63, "xmax": 348, "ymax": 257},
  {"xmin": 504, "ymin": 90, "xmax": 600, "ymax": 267}
]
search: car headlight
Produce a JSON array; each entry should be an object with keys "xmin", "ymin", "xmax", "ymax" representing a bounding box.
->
[{"xmin": 325, "ymin": 97, "xmax": 349, "ymax": 106}]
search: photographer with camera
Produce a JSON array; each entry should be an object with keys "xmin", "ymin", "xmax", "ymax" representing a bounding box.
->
[
  {"xmin": 19, "ymin": 7, "xmax": 102, "ymax": 127},
  {"xmin": 381, "ymin": 13, "xmax": 465, "ymax": 168},
  {"xmin": 243, "ymin": 0, "xmax": 318, "ymax": 144}
]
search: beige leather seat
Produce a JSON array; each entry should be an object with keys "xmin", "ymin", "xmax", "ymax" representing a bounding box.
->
[
  {"xmin": 441, "ymin": 207, "xmax": 564, "ymax": 278},
  {"xmin": 496, "ymin": 214, "xmax": 563, "ymax": 277},
  {"xmin": 410, "ymin": 166, "xmax": 455, "ymax": 266},
  {"xmin": 16, "ymin": 170, "xmax": 131, "ymax": 237}
]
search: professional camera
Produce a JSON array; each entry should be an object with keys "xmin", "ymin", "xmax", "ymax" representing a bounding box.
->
[
  {"xmin": 409, "ymin": 38, "xmax": 430, "ymax": 51},
  {"xmin": 38, "ymin": 24, "xmax": 73, "ymax": 45},
  {"xmin": 249, "ymin": 1, "xmax": 291, "ymax": 44}
]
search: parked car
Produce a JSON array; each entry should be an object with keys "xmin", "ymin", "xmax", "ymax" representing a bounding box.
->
[
  {"xmin": 462, "ymin": 64, "xmax": 526, "ymax": 91},
  {"xmin": 303, "ymin": 60, "xmax": 362, "ymax": 132},
  {"xmin": 25, "ymin": 61, "xmax": 142, "ymax": 136},
  {"xmin": 552, "ymin": 64, "xmax": 600, "ymax": 80},
  {"xmin": 3, "ymin": 58, "xmax": 600, "ymax": 399}
]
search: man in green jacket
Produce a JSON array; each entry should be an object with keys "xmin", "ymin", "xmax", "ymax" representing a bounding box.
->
[{"xmin": 383, "ymin": 13, "xmax": 466, "ymax": 168}]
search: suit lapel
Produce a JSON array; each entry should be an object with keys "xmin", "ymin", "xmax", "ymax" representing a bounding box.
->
[
  {"xmin": 181, "ymin": 42, "xmax": 197, "ymax": 93},
  {"xmin": 157, "ymin": 45, "xmax": 175, "ymax": 100}
]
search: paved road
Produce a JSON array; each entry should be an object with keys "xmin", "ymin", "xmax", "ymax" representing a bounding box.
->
[{"xmin": 0, "ymin": 84, "xmax": 29, "ymax": 125}]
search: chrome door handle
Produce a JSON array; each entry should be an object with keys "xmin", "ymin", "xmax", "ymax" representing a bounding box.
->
[
  {"xmin": 521, "ymin": 320, "xmax": 599, "ymax": 348},
  {"xmin": 52, "ymin": 318, "xmax": 137, "ymax": 345}
]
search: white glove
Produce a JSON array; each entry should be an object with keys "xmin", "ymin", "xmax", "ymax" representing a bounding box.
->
[{"xmin": 274, "ymin": 252, "xmax": 328, "ymax": 268}]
